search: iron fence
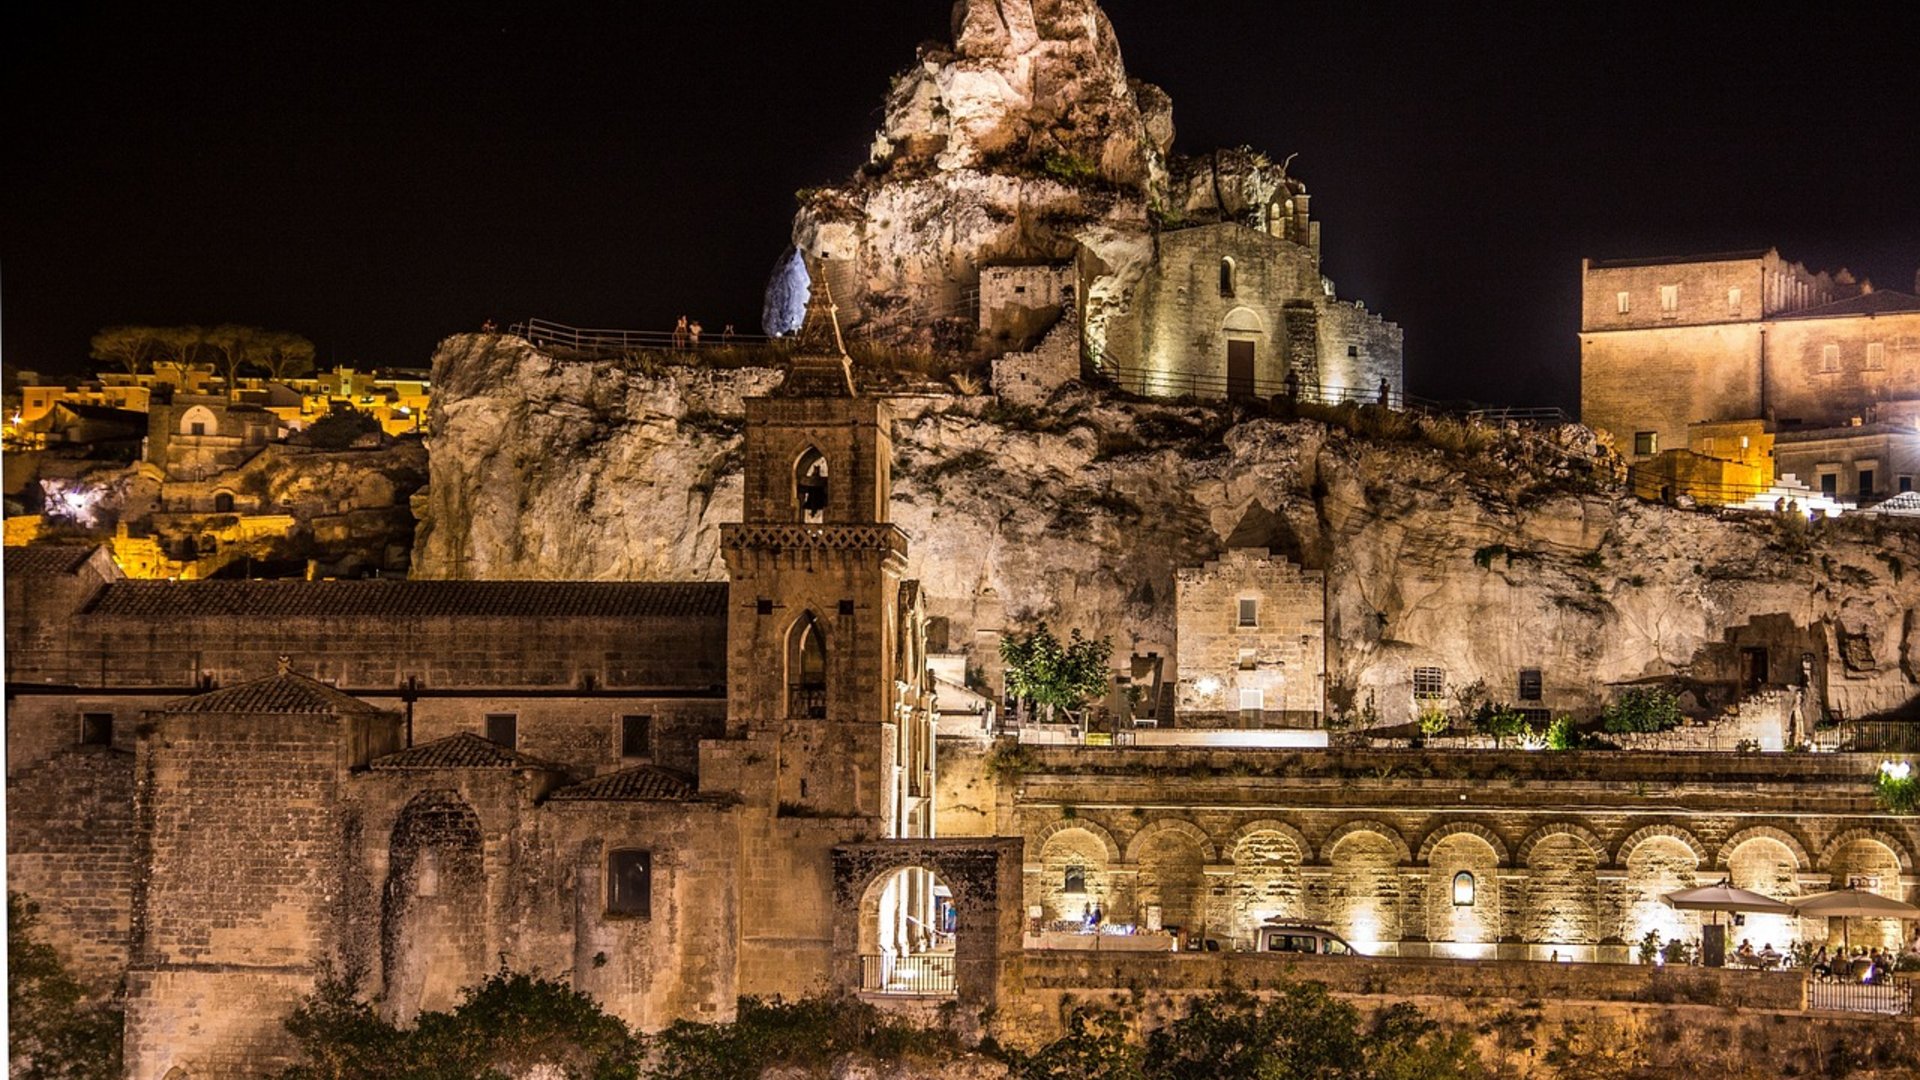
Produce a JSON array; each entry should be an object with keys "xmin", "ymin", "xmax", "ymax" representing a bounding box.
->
[
  {"xmin": 1808, "ymin": 720, "xmax": 1920, "ymax": 753},
  {"xmin": 507, "ymin": 318, "xmax": 775, "ymax": 356},
  {"xmin": 1805, "ymin": 974, "xmax": 1914, "ymax": 1015},
  {"xmin": 860, "ymin": 953, "xmax": 956, "ymax": 996}
]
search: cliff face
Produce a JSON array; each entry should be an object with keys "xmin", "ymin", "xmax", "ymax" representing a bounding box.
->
[{"xmin": 415, "ymin": 335, "xmax": 1920, "ymax": 724}]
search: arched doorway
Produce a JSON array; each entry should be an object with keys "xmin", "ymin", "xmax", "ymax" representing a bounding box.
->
[
  {"xmin": 1223, "ymin": 307, "xmax": 1264, "ymax": 400},
  {"xmin": 858, "ymin": 865, "xmax": 956, "ymax": 995},
  {"xmin": 382, "ymin": 791, "xmax": 487, "ymax": 1022}
]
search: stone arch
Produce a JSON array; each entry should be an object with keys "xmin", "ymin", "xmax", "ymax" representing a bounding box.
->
[
  {"xmin": 1223, "ymin": 305, "xmax": 1264, "ymax": 336},
  {"xmin": 1519, "ymin": 823, "xmax": 1605, "ymax": 947},
  {"xmin": 1036, "ymin": 817, "xmax": 1121, "ymax": 863},
  {"xmin": 1322, "ymin": 822, "xmax": 1408, "ymax": 948},
  {"xmin": 1223, "ymin": 821, "xmax": 1311, "ymax": 946},
  {"xmin": 1127, "ymin": 819, "xmax": 1213, "ymax": 937},
  {"xmin": 831, "ymin": 838, "xmax": 1021, "ymax": 1007},
  {"xmin": 793, "ymin": 445, "xmax": 829, "ymax": 523},
  {"xmin": 1515, "ymin": 822, "xmax": 1607, "ymax": 868},
  {"xmin": 1716, "ymin": 826, "xmax": 1813, "ymax": 873},
  {"xmin": 1819, "ymin": 828, "xmax": 1914, "ymax": 873},
  {"xmin": 1423, "ymin": 830, "xmax": 1503, "ymax": 947},
  {"xmin": 1319, "ymin": 819, "xmax": 1411, "ymax": 865},
  {"xmin": 382, "ymin": 789, "xmax": 486, "ymax": 1023},
  {"xmin": 1124, "ymin": 818, "xmax": 1218, "ymax": 864},
  {"xmin": 212, "ymin": 490, "xmax": 235, "ymax": 513},
  {"xmin": 179, "ymin": 404, "xmax": 218, "ymax": 436},
  {"xmin": 1219, "ymin": 257, "xmax": 1236, "ymax": 296},
  {"xmin": 1032, "ymin": 822, "xmax": 1119, "ymax": 923},
  {"xmin": 1416, "ymin": 821, "xmax": 1510, "ymax": 867},
  {"xmin": 1614, "ymin": 824, "xmax": 1709, "ymax": 868}
]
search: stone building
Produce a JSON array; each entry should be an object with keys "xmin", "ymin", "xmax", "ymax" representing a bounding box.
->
[
  {"xmin": 1104, "ymin": 219, "xmax": 1404, "ymax": 405},
  {"xmin": 4, "ymin": 289, "xmax": 994, "ymax": 1079},
  {"xmin": 1581, "ymin": 249, "xmax": 1920, "ymax": 501},
  {"xmin": 1173, "ymin": 548, "xmax": 1325, "ymax": 727}
]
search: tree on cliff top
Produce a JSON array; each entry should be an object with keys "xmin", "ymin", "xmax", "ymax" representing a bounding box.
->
[
  {"xmin": 88, "ymin": 325, "xmax": 162, "ymax": 374},
  {"xmin": 1000, "ymin": 622, "xmax": 1112, "ymax": 724},
  {"xmin": 7, "ymin": 892, "xmax": 125, "ymax": 1080}
]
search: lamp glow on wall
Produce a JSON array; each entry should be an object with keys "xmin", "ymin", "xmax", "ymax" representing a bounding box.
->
[
  {"xmin": 1194, "ymin": 676, "xmax": 1222, "ymax": 699},
  {"xmin": 1452, "ymin": 871, "xmax": 1475, "ymax": 907}
]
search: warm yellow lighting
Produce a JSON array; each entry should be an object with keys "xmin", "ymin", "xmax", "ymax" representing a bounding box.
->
[
  {"xmin": 1452, "ymin": 871, "xmax": 1475, "ymax": 907},
  {"xmin": 1194, "ymin": 676, "xmax": 1221, "ymax": 698}
]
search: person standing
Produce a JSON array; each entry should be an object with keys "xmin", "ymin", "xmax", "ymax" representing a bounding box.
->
[
  {"xmin": 672, "ymin": 315, "xmax": 689, "ymax": 350},
  {"xmin": 689, "ymin": 320, "xmax": 703, "ymax": 348}
]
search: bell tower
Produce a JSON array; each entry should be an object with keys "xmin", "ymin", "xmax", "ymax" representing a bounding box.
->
[{"xmin": 719, "ymin": 268, "xmax": 917, "ymax": 833}]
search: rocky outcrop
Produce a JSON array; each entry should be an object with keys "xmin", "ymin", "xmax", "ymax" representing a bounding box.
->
[{"xmin": 415, "ymin": 335, "xmax": 1920, "ymax": 725}]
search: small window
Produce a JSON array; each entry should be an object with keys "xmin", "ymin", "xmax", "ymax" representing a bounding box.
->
[
  {"xmin": 1063, "ymin": 865, "xmax": 1086, "ymax": 894},
  {"xmin": 756, "ymin": 598, "xmax": 774, "ymax": 615},
  {"xmin": 1900, "ymin": 476, "xmax": 1913, "ymax": 494},
  {"xmin": 1821, "ymin": 344, "xmax": 1840, "ymax": 373},
  {"xmin": 1659, "ymin": 284, "xmax": 1678, "ymax": 314},
  {"xmin": 607, "ymin": 849, "xmax": 652, "ymax": 916},
  {"xmin": 1865, "ymin": 342, "xmax": 1885, "ymax": 371},
  {"xmin": 213, "ymin": 492, "xmax": 234, "ymax": 513},
  {"xmin": 1453, "ymin": 871, "xmax": 1476, "ymax": 907},
  {"xmin": 1238, "ymin": 648, "xmax": 1258, "ymax": 671},
  {"xmin": 1727, "ymin": 286, "xmax": 1742, "ymax": 314},
  {"xmin": 1820, "ymin": 473, "xmax": 1838, "ymax": 497},
  {"xmin": 1239, "ymin": 688, "xmax": 1264, "ymax": 714},
  {"xmin": 1413, "ymin": 667, "xmax": 1446, "ymax": 700},
  {"xmin": 1615, "ymin": 291, "xmax": 1631, "ymax": 315},
  {"xmin": 1347, "ymin": 345, "xmax": 1359, "ymax": 358},
  {"xmin": 486, "ymin": 713, "xmax": 517, "ymax": 748},
  {"xmin": 190, "ymin": 422, "xmax": 206, "ymax": 436},
  {"xmin": 80, "ymin": 713, "xmax": 113, "ymax": 746},
  {"xmin": 1633, "ymin": 431, "xmax": 1658, "ymax": 456},
  {"xmin": 1237, "ymin": 598, "xmax": 1258, "ymax": 628},
  {"xmin": 1518, "ymin": 669, "xmax": 1543, "ymax": 702},
  {"xmin": 1859, "ymin": 469, "xmax": 1875, "ymax": 496},
  {"xmin": 1219, "ymin": 258, "xmax": 1235, "ymax": 297},
  {"xmin": 838, "ymin": 599, "xmax": 855, "ymax": 616},
  {"xmin": 1014, "ymin": 284, "xmax": 1027, "ymax": 295},
  {"xmin": 621, "ymin": 715, "xmax": 652, "ymax": 759}
]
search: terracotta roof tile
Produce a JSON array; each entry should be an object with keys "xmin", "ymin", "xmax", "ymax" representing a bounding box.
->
[
  {"xmin": 549, "ymin": 764, "xmax": 697, "ymax": 802},
  {"xmin": 5, "ymin": 545, "xmax": 101, "ymax": 577},
  {"xmin": 160, "ymin": 672, "xmax": 388, "ymax": 715},
  {"xmin": 82, "ymin": 579, "xmax": 728, "ymax": 620},
  {"xmin": 371, "ymin": 732, "xmax": 561, "ymax": 771}
]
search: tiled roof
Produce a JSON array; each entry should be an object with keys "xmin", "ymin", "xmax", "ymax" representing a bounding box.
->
[
  {"xmin": 1779, "ymin": 291, "xmax": 1920, "ymax": 319},
  {"xmin": 549, "ymin": 764, "xmax": 697, "ymax": 802},
  {"xmin": 4, "ymin": 545, "xmax": 101, "ymax": 577},
  {"xmin": 371, "ymin": 732, "xmax": 560, "ymax": 771},
  {"xmin": 160, "ymin": 672, "xmax": 388, "ymax": 715},
  {"xmin": 1588, "ymin": 250, "xmax": 1771, "ymax": 269},
  {"xmin": 82, "ymin": 579, "xmax": 728, "ymax": 619}
]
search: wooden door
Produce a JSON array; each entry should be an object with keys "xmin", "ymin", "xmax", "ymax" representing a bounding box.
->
[{"xmin": 1227, "ymin": 340, "xmax": 1256, "ymax": 399}]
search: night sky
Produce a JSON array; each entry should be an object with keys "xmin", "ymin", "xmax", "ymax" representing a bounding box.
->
[{"xmin": 5, "ymin": 1, "xmax": 1917, "ymax": 408}]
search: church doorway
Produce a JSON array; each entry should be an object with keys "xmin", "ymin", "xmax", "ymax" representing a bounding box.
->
[
  {"xmin": 1227, "ymin": 340, "xmax": 1256, "ymax": 399},
  {"xmin": 857, "ymin": 865, "xmax": 957, "ymax": 996}
]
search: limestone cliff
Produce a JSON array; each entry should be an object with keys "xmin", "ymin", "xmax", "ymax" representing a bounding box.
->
[{"xmin": 414, "ymin": 334, "xmax": 1920, "ymax": 725}]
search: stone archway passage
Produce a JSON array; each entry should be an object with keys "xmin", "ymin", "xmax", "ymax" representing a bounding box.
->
[{"xmin": 832, "ymin": 838, "xmax": 1023, "ymax": 1007}]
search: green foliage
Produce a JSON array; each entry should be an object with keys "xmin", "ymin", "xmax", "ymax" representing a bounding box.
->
[
  {"xmin": 1009, "ymin": 1006, "xmax": 1144, "ymax": 1080},
  {"xmin": 1600, "ymin": 687, "xmax": 1683, "ymax": 734},
  {"xmin": 1659, "ymin": 938, "xmax": 1694, "ymax": 966},
  {"xmin": 1545, "ymin": 715, "xmax": 1577, "ymax": 751},
  {"xmin": 647, "ymin": 995, "xmax": 959, "ymax": 1080},
  {"xmin": 1000, "ymin": 622, "xmax": 1113, "ymax": 722},
  {"xmin": 1418, "ymin": 702, "xmax": 1450, "ymax": 738},
  {"xmin": 1469, "ymin": 702, "xmax": 1527, "ymax": 745},
  {"xmin": 983, "ymin": 737, "xmax": 1042, "ymax": 781},
  {"xmin": 7, "ymin": 893, "xmax": 124, "ymax": 1080},
  {"xmin": 274, "ymin": 969, "xmax": 644, "ymax": 1080},
  {"xmin": 1638, "ymin": 930, "xmax": 1662, "ymax": 965},
  {"xmin": 1872, "ymin": 767, "xmax": 1920, "ymax": 814},
  {"xmin": 1040, "ymin": 151, "xmax": 1101, "ymax": 186},
  {"xmin": 1142, "ymin": 987, "xmax": 1483, "ymax": 1080},
  {"xmin": 306, "ymin": 405, "xmax": 383, "ymax": 450}
]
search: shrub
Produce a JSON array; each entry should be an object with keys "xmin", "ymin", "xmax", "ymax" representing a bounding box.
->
[
  {"xmin": 1009, "ymin": 1005, "xmax": 1144, "ymax": 1080},
  {"xmin": 1418, "ymin": 703, "xmax": 1450, "ymax": 738},
  {"xmin": 305, "ymin": 407, "xmax": 383, "ymax": 450},
  {"xmin": 1469, "ymin": 702, "xmax": 1527, "ymax": 746},
  {"xmin": 1545, "ymin": 716, "xmax": 1577, "ymax": 750},
  {"xmin": 649, "ymin": 995, "xmax": 959, "ymax": 1080},
  {"xmin": 1600, "ymin": 687, "xmax": 1683, "ymax": 734},
  {"xmin": 1872, "ymin": 764, "xmax": 1919, "ymax": 814},
  {"xmin": 8, "ymin": 893, "xmax": 124, "ymax": 1080}
]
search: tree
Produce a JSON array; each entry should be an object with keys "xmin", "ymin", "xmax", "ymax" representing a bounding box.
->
[
  {"xmin": 1143, "ymin": 987, "xmax": 1483, "ymax": 1080},
  {"xmin": 1010, "ymin": 1005, "xmax": 1144, "ymax": 1080},
  {"xmin": 7, "ymin": 893, "xmax": 124, "ymax": 1080},
  {"xmin": 154, "ymin": 324, "xmax": 209, "ymax": 370},
  {"xmin": 251, "ymin": 331, "xmax": 317, "ymax": 381},
  {"xmin": 305, "ymin": 405, "xmax": 382, "ymax": 450},
  {"xmin": 203, "ymin": 323, "xmax": 262, "ymax": 399},
  {"xmin": 999, "ymin": 622, "xmax": 1112, "ymax": 724},
  {"xmin": 88, "ymin": 325, "xmax": 160, "ymax": 374}
]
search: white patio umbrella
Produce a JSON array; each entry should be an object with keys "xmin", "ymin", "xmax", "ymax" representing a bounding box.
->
[{"xmin": 1790, "ymin": 888, "xmax": 1920, "ymax": 952}]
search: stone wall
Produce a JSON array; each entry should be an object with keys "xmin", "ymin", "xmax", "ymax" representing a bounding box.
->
[
  {"xmin": 1173, "ymin": 548, "xmax": 1324, "ymax": 726},
  {"xmin": 1579, "ymin": 323, "xmax": 1764, "ymax": 462},
  {"xmin": 4, "ymin": 745, "xmax": 136, "ymax": 995}
]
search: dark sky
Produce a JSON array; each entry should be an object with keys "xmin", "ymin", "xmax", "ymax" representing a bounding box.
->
[{"xmin": 5, "ymin": 1, "xmax": 1917, "ymax": 407}]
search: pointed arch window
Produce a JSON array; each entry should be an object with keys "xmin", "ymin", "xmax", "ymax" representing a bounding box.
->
[
  {"xmin": 794, "ymin": 447, "xmax": 829, "ymax": 523},
  {"xmin": 789, "ymin": 615, "xmax": 828, "ymax": 719}
]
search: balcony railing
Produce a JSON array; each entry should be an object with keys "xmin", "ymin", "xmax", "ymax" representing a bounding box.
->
[
  {"xmin": 860, "ymin": 953, "xmax": 956, "ymax": 996},
  {"xmin": 1805, "ymin": 973, "xmax": 1914, "ymax": 1015},
  {"xmin": 788, "ymin": 686, "xmax": 827, "ymax": 720}
]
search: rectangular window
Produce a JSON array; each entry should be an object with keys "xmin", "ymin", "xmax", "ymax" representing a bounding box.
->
[
  {"xmin": 1820, "ymin": 473, "xmax": 1838, "ymax": 497},
  {"xmin": 1901, "ymin": 476, "xmax": 1914, "ymax": 494},
  {"xmin": 1237, "ymin": 598, "xmax": 1258, "ymax": 628},
  {"xmin": 1659, "ymin": 284, "xmax": 1678, "ymax": 314},
  {"xmin": 1821, "ymin": 344, "xmax": 1840, "ymax": 373},
  {"xmin": 190, "ymin": 422, "xmax": 206, "ymax": 436},
  {"xmin": 1865, "ymin": 342, "xmax": 1885, "ymax": 371},
  {"xmin": 80, "ymin": 712, "xmax": 113, "ymax": 746},
  {"xmin": 1347, "ymin": 345, "xmax": 1360, "ymax": 357},
  {"xmin": 621, "ymin": 714, "xmax": 652, "ymax": 758},
  {"xmin": 1239, "ymin": 688, "xmax": 1264, "ymax": 713},
  {"xmin": 485, "ymin": 712, "xmax": 517, "ymax": 748},
  {"xmin": 1701, "ymin": 437, "xmax": 1716, "ymax": 456},
  {"xmin": 1859, "ymin": 469, "xmax": 1875, "ymax": 496},
  {"xmin": 1615, "ymin": 291, "xmax": 1631, "ymax": 315},
  {"xmin": 1518, "ymin": 669, "xmax": 1543, "ymax": 702},
  {"xmin": 1413, "ymin": 667, "xmax": 1446, "ymax": 700},
  {"xmin": 1633, "ymin": 431, "xmax": 1658, "ymax": 456},
  {"xmin": 607, "ymin": 850, "xmax": 652, "ymax": 916},
  {"xmin": 1238, "ymin": 648, "xmax": 1258, "ymax": 671},
  {"xmin": 1727, "ymin": 286, "xmax": 1742, "ymax": 314}
]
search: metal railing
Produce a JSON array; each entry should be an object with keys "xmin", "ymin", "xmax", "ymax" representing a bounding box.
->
[
  {"xmin": 506, "ymin": 319, "xmax": 776, "ymax": 357},
  {"xmin": 788, "ymin": 686, "xmax": 827, "ymax": 720},
  {"xmin": 860, "ymin": 953, "xmax": 956, "ymax": 996},
  {"xmin": 1100, "ymin": 364, "xmax": 1406, "ymax": 409},
  {"xmin": 1808, "ymin": 720, "xmax": 1920, "ymax": 753},
  {"xmin": 1805, "ymin": 973, "xmax": 1914, "ymax": 1015}
]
